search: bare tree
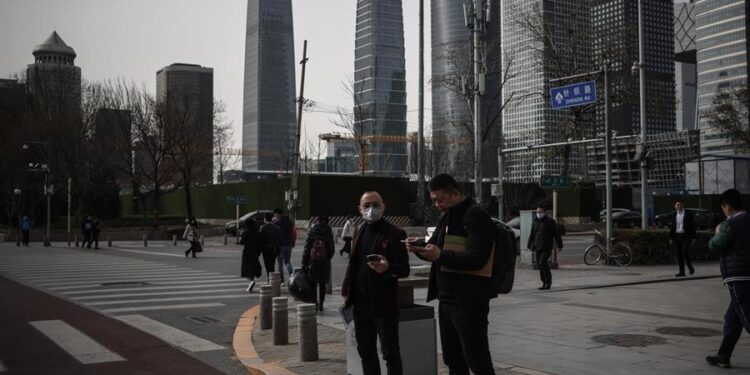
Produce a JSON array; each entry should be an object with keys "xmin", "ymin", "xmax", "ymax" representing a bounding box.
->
[
  {"xmin": 332, "ymin": 78, "xmax": 371, "ymax": 176},
  {"xmin": 705, "ymin": 83, "xmax": 750, "ymax": 154},
  {"xmin": 213, "ymin": 101, "xmax": 238, "ymax": 183}
]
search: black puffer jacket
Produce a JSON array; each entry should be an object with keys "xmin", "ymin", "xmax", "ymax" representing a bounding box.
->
[
  {"xmin": 303, "ymin": 223, "xmax": 335, "ymax": 283},
  {"xmin": 710, "ymin": 212, "xmax": 750, "ymax": 283},
  {"xmin": 528, "ymin": 216, "xmax": 563, "ymax": 252}
]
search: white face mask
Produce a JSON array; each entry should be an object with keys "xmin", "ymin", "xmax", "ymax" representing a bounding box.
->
[
  {"xmin": 362, "ymin": 206, "xmax": 384, "ymax": 222},
  {"xmin": 536, "ymin": 213, "xmax": 546, "ymax": 219}
]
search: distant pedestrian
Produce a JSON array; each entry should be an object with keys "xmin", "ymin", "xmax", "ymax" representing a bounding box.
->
[
  {"xmin": 339, "ymin": 215, "xmax": 355, "ymax": 257},
  {"xmin": 260, "ymin": 213, "xmax": 281, "ymax": 282},
  {"xmin": 706, "ymin": 189, "xmax": 750, "ymax": 369},
  {"xmin": 92, "ymin": 217, "xmax": 101, "ymax": 250},
  {"xmin": 528, "ymin": 204, "xmax": 563, "ymax": 290},
  {"xmin": 20, "ymin": 215, "xmax": 31, "ymax": 246},
  {"xmin": 302, "ymin": 215, "xmax": 334, "ymax": 311},
  {"xmin": 240, "ymin": 219, "xmax": 262, "ymax": 292},
  {"xmin": 182, "ymin": 217, "xmax": 200, "ymax": 258},
  {"xmin": 273, "ymin": 208, "xmax": 296, "ymax": 285},
  {"xmin": 81, "ymin": 215, "xmax": 94, "ymax": 249},
  {"xmin": 669, "ymin": 199, "xmax": 696, "ymax": 277}
]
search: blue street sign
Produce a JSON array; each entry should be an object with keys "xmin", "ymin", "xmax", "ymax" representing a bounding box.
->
[
  {"xmin": 550, "ymin": 80, "xmax": 597, "ymax": 109},
  {"xmin": 227, "ymin": 196, "xmax": 248, "ymax": 205}
]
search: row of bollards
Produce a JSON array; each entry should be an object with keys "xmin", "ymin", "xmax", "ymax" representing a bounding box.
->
[{"xmin": 259, "ymin": 272, "xmax": 318, "ymax": 361}]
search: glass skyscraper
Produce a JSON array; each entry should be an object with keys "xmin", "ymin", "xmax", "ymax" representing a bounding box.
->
[
  {"xmin": 353, "ymin": 0, "xmax": 408, "ymax": 175},
  {"xmin": 242, "ymin": 0, "xmax": 297, "ymax": 171}
]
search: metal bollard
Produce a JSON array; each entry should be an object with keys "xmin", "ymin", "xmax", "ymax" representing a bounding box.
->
[
  {"xmin": 223, "ymin": 233, "xmax": 228, "ymax": 246},
  {"xmin": 75, "ymin": 234, "xmax": 79, "ymax": 248},
  {"xmin": 272, "ymin": 297, "xmax": 288, "ymax": 345},
  {"xmin": 297, "ymin": 303, "xmax": 318, "ymax": 361},
  {"xmin": 107, "ymin": 236, "xmax": 112, "ymax": 247},
  {"xmin": 143, "ymin": 233, "xmax": 148, "ymax": 247},
  {"xmin": 172, "ymin": 234, "xmax": 177, "ymax": 246},
  {"xmin": 259, "ymin": 285, "xmax": 274, "ymax": 330},
  {"xmin": 270, "ymin": 272, "xmax": 281, "ymax": 297},
  {"xmin": 200, "ymin": 235, "xmax": 205, "ymax": 246}
]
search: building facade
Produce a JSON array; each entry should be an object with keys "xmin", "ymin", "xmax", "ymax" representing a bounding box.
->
[
  {"xmin": 242, "ymin": 0, "xmax": 297, "ymax": 172},
  {"xmin": 353, "ymin": 0, "xmax": 408, "ymax": 175},
  {"xmin": 675, "ymin": 0, "xmax": 697, "ymax": 131},
  {"xmin": 26, "ymin": 31, "xmax": 81, "ymax": 120},
  {"xmin": 695, "ymin": 0, "xmax": 750, "ymax": 155},
  {"xmin": 156, "ymin": 63, "xmax": 214, "ymax": 185}
]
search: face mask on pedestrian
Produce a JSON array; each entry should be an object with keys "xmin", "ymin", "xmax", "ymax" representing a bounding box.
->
[
  {"xmin": 536, "ymin": 213, "xmax": 546, "ymax": 220},
  {"xmin": 362, "ymin": 206, "xmax": 383, "ymax": 222}
]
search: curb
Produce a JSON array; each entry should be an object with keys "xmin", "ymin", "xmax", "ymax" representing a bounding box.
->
[{"xmin": 232, "ymin": 306, "xmax": 296, "ymax": 375}]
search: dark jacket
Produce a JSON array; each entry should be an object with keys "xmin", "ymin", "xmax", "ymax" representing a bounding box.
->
[
  {"xmin": 528, "ymin": 216, "xmax": 563, "ymax": 252},
  {"xmin": 668, "ymin": 210, "xmax": 697, "ymax": 240},
  {"xmin": 240, "ymin": 225, "xmax": 262, "ymax": 279},
  {"xmin": 259, "ymin": 222, "xmax": 282, "ymax": 256},
  {"xmin": 709, "ymin": 212, "xmax": 750, "ymax": 283},
  {"xmin": 423, "ymin": 198, "xmax": 495, "ymax": 306},
  {"xmin": 303, "ymin": 223, "xmax": 335, "ymax": 283},
  {"xmin": 341, "ymin": 219, "xmax": 410, "ymax": 317},
  {"xmin": 275, "ymin": 215, "xmax": 294, "ymax": 246}
]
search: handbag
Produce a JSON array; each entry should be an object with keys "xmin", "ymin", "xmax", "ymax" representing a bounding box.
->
[
  {"xmin": 339, "ymin": 304, "xmax": 354, "ymax": 325},
  {"xmin": 193, "ymin": 241, "xmax": 203, "ymax": 253}
]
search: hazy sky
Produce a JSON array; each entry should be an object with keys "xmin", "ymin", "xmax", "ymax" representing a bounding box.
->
[{"xmin": 0, "ymin": 0, "xmax": 433, "ymax": 151}]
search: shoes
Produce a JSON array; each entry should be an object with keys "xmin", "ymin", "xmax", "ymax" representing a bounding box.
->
[
  {"xmin": 706, "ymin": 355, "xmax": 731, "ymax": 368},
  {"xmin": 538, "ymin": 285, "xmax": 546, "ymax": 290},
  {"xmin": 675, "ymin": 273, "xmax": 686, "ymax": 277},
  {"xmin": 185, "ymin": 251, "xmax": 189, "ymax": 258},
  {"xmin": 689, "ymin": 268, "xmax": 695, "ymax": 275},
  {"xmin": 538, "ymin": 283, "xmax": 551, "ymax": 290},
  {"xmin": 246, "ymin": 281, "xmax": 256, "ymax": 293}
]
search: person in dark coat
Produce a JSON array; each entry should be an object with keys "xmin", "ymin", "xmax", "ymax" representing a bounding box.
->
[
  {"xmin": 92, "ymin": 217, "xmax": 101, "ymax": 250},
  {"xmin": 528, "ymin": 205, "xmax": 563, "ymax": 290},
  {"xmin": 81, "ymin": 215, "xmax": 94, "ymax": 249},
  {"xmin": 273, "ymin": 208, "xmax": 296, "ymax": 284},
  {"xmin": 668, "ymin": 199, "xmax": 696, "ymax": 277},
  {"xmin": 259, "ymin": 213, "xmax": 281, "ymax": 281},
  {"xmin": 20, "ymin": 215, "xmax": 31, "ymax": 246},
  {"xmin": 302, "ymin": 215, "xmax": 334, "ymax": 311},
  {"xmin": 240, "ymin": 220, "xmax": 262, "ymax": 292}
]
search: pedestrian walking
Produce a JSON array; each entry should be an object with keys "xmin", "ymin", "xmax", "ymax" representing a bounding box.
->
[
  {"xmin": 273, "ymin": 208, "xmax": 296, "ymax": 285},
  {"xmin": 259, "ymin": 213, "xmax": 281, "ymax": 282},
  {"xmin": 81, "ymin": 215, "xmax": 94, "ymax": 249},
  {"xmin": 302, "ymin": 215, "xmax": 334, "ymax": 311},
  {"xmin": 20, "ymin": 215, "xmax": 31, "ymax": 246},
  {"xmin": 182, "ymin": 217, "xmax": 200, "ymax": 258},
  {"xmin": 339, "ymin": 215, "xmax": 355, "ymax": 257},
  {"xmin": 528, "ymin": 204, "xmax": 563, "ymax": 290},
  {"xmin": 706, "ymin": 189, "xmax": 750, "ymax": 369},
  {"xmin": 669, "ymin": 199, "xmax": 696, "ymax": 277},
  {"xmin": 341, "ymin": 191, "xmax": 410, "ymax": 375},
  {"xmin": 92, "ymin": 217, "xmax": 101, "ymax": 250},
  {"xmin": 407, "ymin": 174, "xmax": 496, "ymax": 374},
  {"xmin": 240, "ymin": 219, "xmax": 262, "ymax": 292}
]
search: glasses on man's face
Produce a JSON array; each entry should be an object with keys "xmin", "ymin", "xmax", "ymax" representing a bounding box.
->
[{"xmin": 360, "ymin": 202, "xmax": 382, "ymax": 209}]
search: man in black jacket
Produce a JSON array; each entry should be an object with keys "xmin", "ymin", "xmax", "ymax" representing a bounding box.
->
[
  {"xmin": 341, "ymin": 191, "xmax": 410, "ymax": 375},
  {"xmin": 668, "ymin": 199, "xmax": 696, "ymax": 277},
  {"xmin": 407, "ymin": 174, "xmax": 495, "ymax": 375},
  {"xmin": 528, "ymin": 205, "xmax": 563, "ymax": 290}
]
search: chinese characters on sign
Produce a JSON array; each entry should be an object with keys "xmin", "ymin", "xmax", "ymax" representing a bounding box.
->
[{"xmin": 550, "ymin": 81, "xmax": 597, "ymax": 109}]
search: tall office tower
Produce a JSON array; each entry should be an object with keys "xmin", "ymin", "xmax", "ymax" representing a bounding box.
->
[
  {"xmin": 242, "ymin": 0, "xmax": 297, "ymax": 171},
  {"xmin": 674, "ymin": 0, "xmax": 697, "ymax": 131},
  {"xmin": 353, "ymin": 0, "xmax": 407, "ymax": 175},
  {"xmin": 501, "ymin": 1, "xmax": 592, "ymax": 182},
  {"xmin": 156, "ymin": 63, "xmax": 214, "ymax": 185},
  {"xmin": 26, "ymin": 31, "xmax": 81, "ymax": 119},
  {"xmin": 431, "ymin": 0, "xmax": 501, "ymax": 180},
  {"xmin": 696, "ymin": 0, "xmax": 750, "ymax": 156}
]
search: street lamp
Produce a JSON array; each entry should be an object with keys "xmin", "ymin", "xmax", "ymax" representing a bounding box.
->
[
  {"xmin": 22, "ymin": 137, "xmax": 52, "ymax": 247},
  {"xmin": 13, "ymin": 188, "xmax": 21, "ymax": 247}
]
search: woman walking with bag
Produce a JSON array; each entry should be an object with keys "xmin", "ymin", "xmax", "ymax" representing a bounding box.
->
[
  {"xmin": 302, "ymin": 215, "xmax": 335, "ymax": 311},
  {"xmin": 241, "ymin": 220, "xmax": 262, "ymax": 292},
  {"xmin": 183, "ymin": 217, "xmax": 200, "ymax": 258}
]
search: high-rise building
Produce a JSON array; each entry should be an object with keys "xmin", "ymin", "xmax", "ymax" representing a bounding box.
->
[
  {"xmin": 242, "ymin": 0, "xmax": 297, "ymax": 172},
  {"xmin": 26, "ymin": 31, "xmax": 81, "ymax": 118},
  {"xmin": 353, "ymin": 0, "xmax": 408, "ymax": 175},
  {"xmin": 695, "ymin": 0, "xmax": 749, "ymax": 155},
  {"xmin": 431, "ymin": 0, "xmax": 501, "ymax": 180},
  {"xmin": 156, "ymin": 63, "xmax": 214, "ymax": 185},
  {"xmin": 675, "ymin": 0, "xmax": 697, "ymax": 131}
]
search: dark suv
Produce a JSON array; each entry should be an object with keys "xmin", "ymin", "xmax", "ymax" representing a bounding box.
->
[{"xmin": 224, "ymin": 210, "xmax": 273, "ymax": 236}]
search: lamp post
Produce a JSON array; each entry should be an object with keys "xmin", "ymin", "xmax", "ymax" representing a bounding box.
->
[
  {"xmin": 23, "ymin": 137, "xmax": 52, "ymax": 247},
  {"xmin": 632, "ymin": 0, "xmax": 648, "ymax": 230},
  {"xmin": 14, "ymin": 188, "xmax": 21, "ymax": 247}
]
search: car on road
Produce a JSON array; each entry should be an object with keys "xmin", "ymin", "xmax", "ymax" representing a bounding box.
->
[
  {"xmin": 654, "ymin": 208, "xmax": 718, "ymax": 230},
  {"xmin": 598, "ymin": 209, "xmax": 642, "ymax": 228},
  {"xmin": 599, "ymin": 208, "xmax": 633, "ymax": 221},
  {"xmin": 224, "ymin": 209, "xmax": 273, "ymax": 236}
]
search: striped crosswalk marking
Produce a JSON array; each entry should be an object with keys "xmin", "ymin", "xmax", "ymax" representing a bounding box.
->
[
  {"xmin": 29, "ymin": 320, "xmax": 125, "ymax": 364},
  {"xmin": 74, "ymin": 287, "xmax": 248, "ymax": 300},
  {"xmin": 102, "ymin": 303, "xmax": 225, "ymax": 314},
  {"xmin": 85, "ymin": 294, "xmax": 251, "ymax": 306},
  {"xmin": 117, "ymin": 315, "xmax": 223, "ymax": 352},
  {"xmin": 48, "ymin": 277, "xmax": 245, "ymax": 290},
  {"xmin": 60, "ymin": 282, "xmax": 249, "ymax": 295}
]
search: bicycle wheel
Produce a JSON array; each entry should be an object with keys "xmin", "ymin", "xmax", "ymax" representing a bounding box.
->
[
  {"xmin": 612, "ymin": 243, "xmax": 633, "ymax": 266},
  {"xmin": 584, "ymin": 245, "xmax": 603, "ymax": 265}
]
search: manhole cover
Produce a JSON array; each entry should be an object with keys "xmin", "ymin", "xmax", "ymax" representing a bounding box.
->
[
  {"xmin": 187, "ymin": 316, "xmax": 222, "ymax": 324},
  {"xmin": 592, "ymin": 334, "xmax": 666, "ymax": 347},
  {"xmin": 100, "ymin": 282, "xmax": 150, "ymax": 286},
  {"xmin": 655, "ymin": 326, "xmax": 721, "ymax": 337}
]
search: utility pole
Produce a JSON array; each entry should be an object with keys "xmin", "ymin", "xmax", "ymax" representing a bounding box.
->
[
  {"xmin": 637, "ymin": 0, "xmax": 648, "ymax": 230},
  {"xmin": 604, "ymin": 63, "xmax": 613, "ymax": 256},
  {"xmin": 289, "ymin": 40, "xmax": 309, "ymax": 223},
  {"xmin": 467, "ymin": 0, "xmax": 487, "ymax": 203},
  {"xmin": 417, "ymin": 0, "xmax": 426, "ymax": 224}
]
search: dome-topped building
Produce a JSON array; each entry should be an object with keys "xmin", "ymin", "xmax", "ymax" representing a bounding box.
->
[
  {"xmin": 26, "ymin": 30, "xmax": 82, "ymax": 117},
  {"xmin": 32, "ymin": 31, "xmax": 77, "ymax": 65}
]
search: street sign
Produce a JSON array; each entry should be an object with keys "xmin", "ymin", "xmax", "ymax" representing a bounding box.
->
[
  {"xmin": 550, "ymin": 80, "xmax": 597, "ymax": 109},
  {"xmin": 540, "ymin": 175, "xmax": 571, "ymax": 189},
  {"xmin": 227, "ymin": 195, "xmax": 248, "ymax": 205}
]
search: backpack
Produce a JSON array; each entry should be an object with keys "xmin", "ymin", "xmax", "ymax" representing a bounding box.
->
[
  {"xmin": 310, "ymin": 237, "xmax": 327, "ymax": 261},
  {"xmin": 491, "ymin": 219, "xmax": 519, "ymax": 294}
]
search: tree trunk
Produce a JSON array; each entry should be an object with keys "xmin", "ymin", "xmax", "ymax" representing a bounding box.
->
[{"xmin": 184, "ymin": 184, "xmax": 193, "ymax": 219}]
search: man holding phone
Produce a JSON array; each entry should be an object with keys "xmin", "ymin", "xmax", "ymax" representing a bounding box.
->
[{"xmin": 341, "ymin": 191, "xmax": 410, "ymax": 375}]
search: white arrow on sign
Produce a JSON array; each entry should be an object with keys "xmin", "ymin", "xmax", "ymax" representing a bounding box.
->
[{"xmin": 555, "ymin": 92, "xmax": 564, "ymax": 104}]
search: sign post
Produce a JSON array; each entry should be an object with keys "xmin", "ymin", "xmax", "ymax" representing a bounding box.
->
[{"xmin": 227, "ymin": 196, "xmax": 248, "ymax": 244}]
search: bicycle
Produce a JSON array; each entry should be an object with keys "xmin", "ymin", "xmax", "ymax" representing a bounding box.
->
[{"xmin": 584, "ymin": 229, "xmax": 633, "ymax": 266}]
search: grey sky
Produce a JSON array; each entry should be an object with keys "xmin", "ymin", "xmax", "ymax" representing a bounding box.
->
[{"xmin": 0, "ymin": 0, "xmax": 432, "ymax": 152}]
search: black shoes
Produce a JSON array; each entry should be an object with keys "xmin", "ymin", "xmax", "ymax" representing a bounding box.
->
[
  {"xmin": 706, "ymin": 355, "xmax": 731, "ymax": 368},
  {"xmin": 689, "ymin": 268, "xmax": 695, "ymax": 275},
  {"xmin": 675, "ymin": 273, "xmax": 685, "ymax": 277},
  {"xmin": 246, "ymin": 281, "xmax": 256, "ymax": 293},
  {"xmin": 538, "ymin": 283, "xmax": 551, "ymax": 290}
]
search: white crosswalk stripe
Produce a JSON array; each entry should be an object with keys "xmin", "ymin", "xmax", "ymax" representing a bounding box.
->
[
  {"xmin": 117, "ymin": 315, "xmax": 224, "ymax": 352},
  {"xmin": 29, "ymin": 320, "xmax": 125, "ymax": 364},
  {"xmin": 102, "ymin": 303, "xmax": 226, "ymax": 314}
]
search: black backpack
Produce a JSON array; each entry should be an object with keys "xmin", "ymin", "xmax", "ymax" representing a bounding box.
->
[{"xmin": 491, "ymin": 220, "xmax": 518, "ymax": 294}]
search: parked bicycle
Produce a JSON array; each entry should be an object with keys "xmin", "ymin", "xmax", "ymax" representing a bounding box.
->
[{"xmin": 584, "ymin": 229, "xmax": 633, "ymax": 266}]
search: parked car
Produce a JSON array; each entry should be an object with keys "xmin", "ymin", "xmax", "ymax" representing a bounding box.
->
[
  {"xmin": 599, "ymin": 208, "xmax": 633, "ymax": 221},
  {"xmin": 224, "ymin": 209, "xmax": 273, "ymax": 236},
  {"xmin": 654, "ymin": 208, "xmax": 718, "ymax": 230}
]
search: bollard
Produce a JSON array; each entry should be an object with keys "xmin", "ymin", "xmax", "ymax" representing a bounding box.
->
[
  {"xmin": 270, "ymin": 272, "xmax": 281, "ymax": 297},
  {"xmin": 172, "ymin": 234, "xmax": 177, "ymax": 246},
  {"xmin": 272, "ymin": 297, "xmax": 288, "ymax": 345},
  {"xmin": 75, "ymin": 234, "xmax": 79, "ymax": 248},
  {"xmin": 223, "ymin": 233, "xmax": 228, "ymax": 246},
  {"xmin": 107, "ymin": 236, "xmax": 112, "ymax": 248},
  {"xmin": 297, "ymin": 303, "xmax": 318, "ymax": 361},
  {"xmin": 259, "ymin": 285, "xmax": 274, "ymax": 330},
  {"xmin": 143, "ymin": 233, "xmax": 148, "ymax": 247},
  {"xmin": 200, "ymin": 235, "xmax": 205, "ymax": 246}
]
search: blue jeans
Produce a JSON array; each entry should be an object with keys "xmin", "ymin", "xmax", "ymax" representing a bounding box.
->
[
  {"xmin": 718, "ymin": 281, "xmax": 750, "ymax": 359},
  {"xmin": 276, "ymin": 245, "xmax": 293, "ymax": 281}
]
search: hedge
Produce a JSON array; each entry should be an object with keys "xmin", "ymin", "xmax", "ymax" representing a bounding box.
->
[{"xmin": 613, "ymin": 229, "xmax": 718, "ymax": 265}]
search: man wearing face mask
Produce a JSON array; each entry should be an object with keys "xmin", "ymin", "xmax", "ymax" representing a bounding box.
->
[
  {"xmin": 528, "ymin": 204, "xmax": 563, "ymax": 290},
  {"xmin": 341, "ymin": 191, "xmax": 410, "ymax": 375}
]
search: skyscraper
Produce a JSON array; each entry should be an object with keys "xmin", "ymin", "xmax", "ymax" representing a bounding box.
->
[
  {"xmin": 695, "ymin": 0, "xmax": 749, "ymax": 155},
  {"xmin": 353, "ymin": 0, "xmax": 408, "ymax": 175},
  {"xmin": 26, "ymin": 31, "xmax": 81, "ymax": 118},
  {"xmin": 156, "ymin": 63, "xmax": 214, "ymax": 185},
  {"xmin": 674, "ymin": 0, "xmax": 697, "ymax": 132},
  {"xmin": 242, "ymin": 0, "xmax": 297, "ymax": 171}
]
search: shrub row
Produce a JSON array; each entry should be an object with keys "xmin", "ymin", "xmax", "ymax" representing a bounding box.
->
[{"xmin": 613, "ymin": 229, "xmax": 719, "ymax": 266}]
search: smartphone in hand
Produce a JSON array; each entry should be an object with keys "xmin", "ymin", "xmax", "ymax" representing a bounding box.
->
[{"xmin": 366, "ymin": 254, "xmax": 381, "ymax": 262}]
